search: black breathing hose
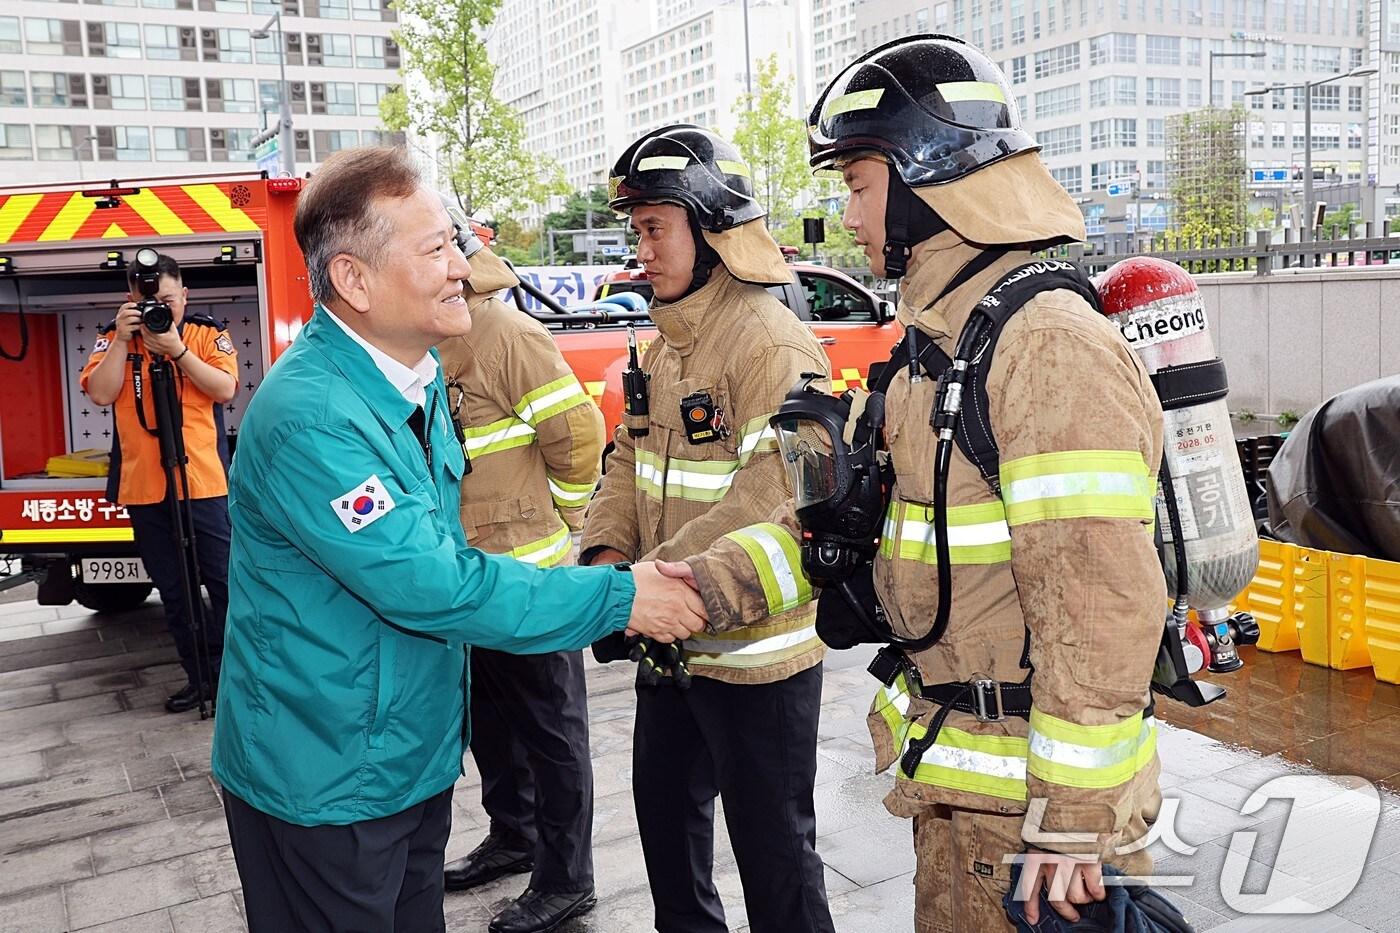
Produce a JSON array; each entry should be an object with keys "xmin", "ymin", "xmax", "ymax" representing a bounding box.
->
[
  {"xmin": 1157, "ymin": 454, "xmax": 1191, "ymax": 626},
  {"xmin": 885, "ymin": 322, "xmax": 980, "ymax": 653}
]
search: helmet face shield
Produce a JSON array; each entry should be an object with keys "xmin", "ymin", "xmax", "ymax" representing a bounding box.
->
[{"xmin": 807, "ymin": 34, "xmax": 1037, "ymax": 187}]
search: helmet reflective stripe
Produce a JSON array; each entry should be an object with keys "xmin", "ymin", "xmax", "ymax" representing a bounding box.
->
[
  {"xmin": 638, "ymin": 155, "xmax": 690, "ymax": 172},
  {"xmin": 938, "ymin": 81, "xmax": 1006, "ymax": 103},
  {"xmin": 823, "ymin": 88, "xmax": 886, "ymax": 120}
]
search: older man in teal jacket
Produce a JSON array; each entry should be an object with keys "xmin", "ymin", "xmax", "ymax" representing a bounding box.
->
[{"xmin": 211, "ymin": 146, "xmax": 706, "ymax": 933}]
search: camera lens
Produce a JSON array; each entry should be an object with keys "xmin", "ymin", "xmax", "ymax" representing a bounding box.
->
[{"xmin": 142, "ymin": 301, "xmax": 173, "ymax": 334}]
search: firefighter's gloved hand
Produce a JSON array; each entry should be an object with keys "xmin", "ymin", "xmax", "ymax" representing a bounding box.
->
[
  {"xmin": 591, "ymin": 630, "xmax": 637, "ymax": 664},
  {"xmin": 671, "ymin": 644, "xmax": 692, "ymax": 690},
  {"xmin": 630, "ymin": 638, "xmax": 692, "ymax": 689},
  {"xmin": 630, "ymin": 638, "xmax": 665, "ymax": 687}
]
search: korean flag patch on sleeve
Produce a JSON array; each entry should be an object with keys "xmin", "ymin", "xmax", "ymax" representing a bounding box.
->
[{"xmin": 331, "ymin": 474, "xmax": 396, "ymax": 532}]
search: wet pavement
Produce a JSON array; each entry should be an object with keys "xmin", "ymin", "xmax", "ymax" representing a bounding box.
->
[{"xmin": 2, "ymin": 593, "xmax": 1399, "ymax": 932}]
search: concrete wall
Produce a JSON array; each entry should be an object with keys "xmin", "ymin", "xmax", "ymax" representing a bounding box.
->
[{"xmin": 1193, "ymin": 267, "xmax": 1400, "ymax": 418}]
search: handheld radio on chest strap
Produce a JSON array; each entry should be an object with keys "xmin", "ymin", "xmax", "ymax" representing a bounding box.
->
[{"xmin": 622, "ymin": 323, "xmax": 651, "ymax": 438}]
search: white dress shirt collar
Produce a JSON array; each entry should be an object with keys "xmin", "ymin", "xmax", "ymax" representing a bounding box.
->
[{"xmin": 324, "ymin": 306, "xmax": 438, "ymax": 408}]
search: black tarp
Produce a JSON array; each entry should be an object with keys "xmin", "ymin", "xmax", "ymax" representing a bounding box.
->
[{"xmin": 1267, "ymin": 376, "xmax": 1400, "ymax": 561}]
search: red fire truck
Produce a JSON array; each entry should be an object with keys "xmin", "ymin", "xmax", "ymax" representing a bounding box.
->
[
  {"xmin": 0, "ymin": 172, "xmax": 311, "ymax": 612},
  {"xmin": 1, "ymin": 171, "xmax": 897, "ymax": 613}
]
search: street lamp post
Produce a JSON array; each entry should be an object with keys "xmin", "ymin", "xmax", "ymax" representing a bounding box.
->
[
  {"xmin": 1246, "ymin": 66, "xmax": 1378, "ymax": 235},
  {"xmin": 73, "ymin": 133, "xmax": 98, "ymax": 181},
  {"xmin": 742, "ymin": 0, "xmax": 752, "ymax": 106},
  {"xmin": 251, "ymin": 11, "xmax": 295, "ymax": 177},
  {"xmin": 1208, "ymin": 50, "xmax": 1266, "ymax": 109}
]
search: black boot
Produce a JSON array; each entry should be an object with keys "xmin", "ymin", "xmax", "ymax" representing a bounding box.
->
[
  {"xmin": 165, "ymin": 681, "xmax": 215, "ymax": 714},
  {"xmin": 488, "ymin": 887, "xmax": 597, "ymax": 933},
  {"xmin": 444, "ymin": 832, "xmax": 534, "ymax": 892}
]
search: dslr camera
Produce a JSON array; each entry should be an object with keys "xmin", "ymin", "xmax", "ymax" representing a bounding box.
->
[{"xmin": 131, "ymin": 247, "xmax": 174, "ymax": 334}]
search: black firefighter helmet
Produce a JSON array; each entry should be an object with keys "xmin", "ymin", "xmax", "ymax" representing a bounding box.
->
[
  {"xmin": 808, "ymin": 34, "xmax": 1036, "ymax": 186},
  {"xmin": 608, "ymin": 124, "xmax": 764, "ymax": 233}
]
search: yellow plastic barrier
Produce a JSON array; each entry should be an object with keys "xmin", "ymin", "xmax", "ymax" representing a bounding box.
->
[
  {"xmin": 1323, "ymin": 554, "xmax": 1375, "ymax": 671},
  {"xmin": 1233, "ymin": 538, "xmax": 1326, "ymax": 654},
  {"xmin": 1355, "ymin": 556, "xmax": 1400, "ymax": 685},
  {"xmin": 1232, "ymin": 540, "xmax": 1400, "ymax": 682}
]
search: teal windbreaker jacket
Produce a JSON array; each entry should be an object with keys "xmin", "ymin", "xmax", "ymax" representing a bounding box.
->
[{"xmin": 211, "ymin": 307, "xmax": 634, "ymax": 825}]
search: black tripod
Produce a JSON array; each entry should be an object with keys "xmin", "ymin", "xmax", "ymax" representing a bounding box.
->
[{"xmin": 133, "ymin": 348, "xmax": 215, "ymax": 720}]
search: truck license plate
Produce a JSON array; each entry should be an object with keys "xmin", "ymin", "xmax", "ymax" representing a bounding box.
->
[{"xmin": 81, "ymin": 558, "xmax": 151, "ymax": 584}]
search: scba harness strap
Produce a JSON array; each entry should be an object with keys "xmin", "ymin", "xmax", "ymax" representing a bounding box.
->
[
  {"xmin": 864, "ymin": 258, "xmax": 1103, "ymax": 778},
  {"xmin": 873, "ymin": 258, "xmax": 1104, "ymax": 495}
]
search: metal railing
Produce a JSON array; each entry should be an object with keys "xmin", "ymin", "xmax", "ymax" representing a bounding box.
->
[{"xmin": 1058, "ymin": 223, "xmax": 1400, "ymax": 276}]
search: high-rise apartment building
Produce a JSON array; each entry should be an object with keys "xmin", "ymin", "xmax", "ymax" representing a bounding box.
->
[
  {"xmin": 486, "ymin": 0, "xmax": 653, "ymax": 196},
  {"xmin": 812, "ymin": 0, "xmax": 860, "ymax": 87},
  {"xmin": 621, "ymin": 0, "xmax": 800, "ymax": 141},
  {"xmin": 839, "ymin": 0, "xmax": 1388, "ymax": 247},
  {"xmin": 490, "ymin": 0, "xmax": 813, "ymax": 206},
  {"xmin": 0, "ymin": 0, "xmax": 404, "ymax": 184}
]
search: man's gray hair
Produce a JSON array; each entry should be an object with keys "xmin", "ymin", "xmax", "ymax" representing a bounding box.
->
[{"xmin": 293, "ymin": 146, "xmax": 422, "ymax": 306}]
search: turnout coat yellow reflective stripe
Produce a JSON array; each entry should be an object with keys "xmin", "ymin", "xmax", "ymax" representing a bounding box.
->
[
  {"xmin": 686, "ymin": 236, "xmax": 1166, "ymax": 861},
  {"xmin": 438, "ymin": 292, "xmax": 604, "ymax": 567},
  {"xmin": 581, "ymin": 268, "xmax": 831, "ymax": 685}
]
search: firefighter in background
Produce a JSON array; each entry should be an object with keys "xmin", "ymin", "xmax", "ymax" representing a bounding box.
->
[
  {"xmin": 436, "ymin": 228, "xmax": 605, "ymax": 933},
  {"xmin": 672, "ymin": 37, "xmax": 1167, "ymax": 931},
  {"xmin": 581, "ymin": 125, "xmax": 837, "ymax": 933},
  {"xmin": 81, "ymin": 253, "xmax": 238, "ymax": 713}
]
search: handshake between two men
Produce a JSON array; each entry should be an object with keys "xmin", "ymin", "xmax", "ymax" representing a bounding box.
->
[{"xmin": 617, "ymin": 558, "xmax": 708, "ymax": 643}]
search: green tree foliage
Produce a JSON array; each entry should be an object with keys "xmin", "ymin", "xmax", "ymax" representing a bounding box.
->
[
  {"xmin": 491, "ymin": 217, "xmax": 544, "ymax": 265},
  {"xmin": 539, "ymin": 188, "xmax": 628, "ymax": 264},
  {"xmin": 771, "ymin": 209, "xmax": 865, "ymax": 269},
  {"xmin": 1320, "ymin": 202, "xmax": 1359, "ymax": 239},
  {"xmin": 732, "ymin": 56, "xmax": 813, "ymax": 233},
  {"xmin": 382, "ymin": 0, "xmax": 567, "ymax": 219},
  {"xmin": 1247, "ymin": 205, "xmax": 1276, "ymax": 230},
  {"xmin": 1164, "ymin": 107, "xmax": 1251, "ymax": 270}
]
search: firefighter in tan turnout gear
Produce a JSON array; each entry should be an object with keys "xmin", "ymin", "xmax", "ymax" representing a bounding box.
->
[
  {"xmin": 580, "ymin": 124, "xmax": 837, "ymax": 933},
  {"xmin": 679, "ymin": 37, "xmax": 1170, "ymax": 932},
  {"xmin": 436, "ymin": 228, "xmax": 606, "ymax": 933}
]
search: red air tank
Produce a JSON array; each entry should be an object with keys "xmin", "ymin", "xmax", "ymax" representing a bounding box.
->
[{"xmin": 1097, "ymin": 257, "xmax": 1259, "ymax": 673}]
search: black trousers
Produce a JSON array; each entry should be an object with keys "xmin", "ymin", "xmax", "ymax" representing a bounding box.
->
[
  {"xmin": 127, "ymin": 494, "xmax": 229, "ymax": 683},
  {"xmin": 632, "ymin": 664, "xmax": 834, "ymax": 933},
  {"xmin": 469, "ymin": 646, "xmax": 594, "ymax": 893},
  {"xmin": 224, "ymin": 787, "xmax": 452, "ymax": 933}
]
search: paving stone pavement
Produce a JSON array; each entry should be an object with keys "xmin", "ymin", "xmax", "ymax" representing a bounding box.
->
[{"xmin": 2, "ymin": 594, "xmax": 1399, "ymax": 931}]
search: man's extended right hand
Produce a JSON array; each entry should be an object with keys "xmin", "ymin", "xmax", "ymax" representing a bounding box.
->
[{"xmin": 626, "ymin": 561, "xmax": 707, "ymax": 642}]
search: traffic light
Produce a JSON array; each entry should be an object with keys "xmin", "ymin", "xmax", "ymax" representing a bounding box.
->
[{"xmin": 251, "ymin": 120, "xmax": 284, "ymax": 149}]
